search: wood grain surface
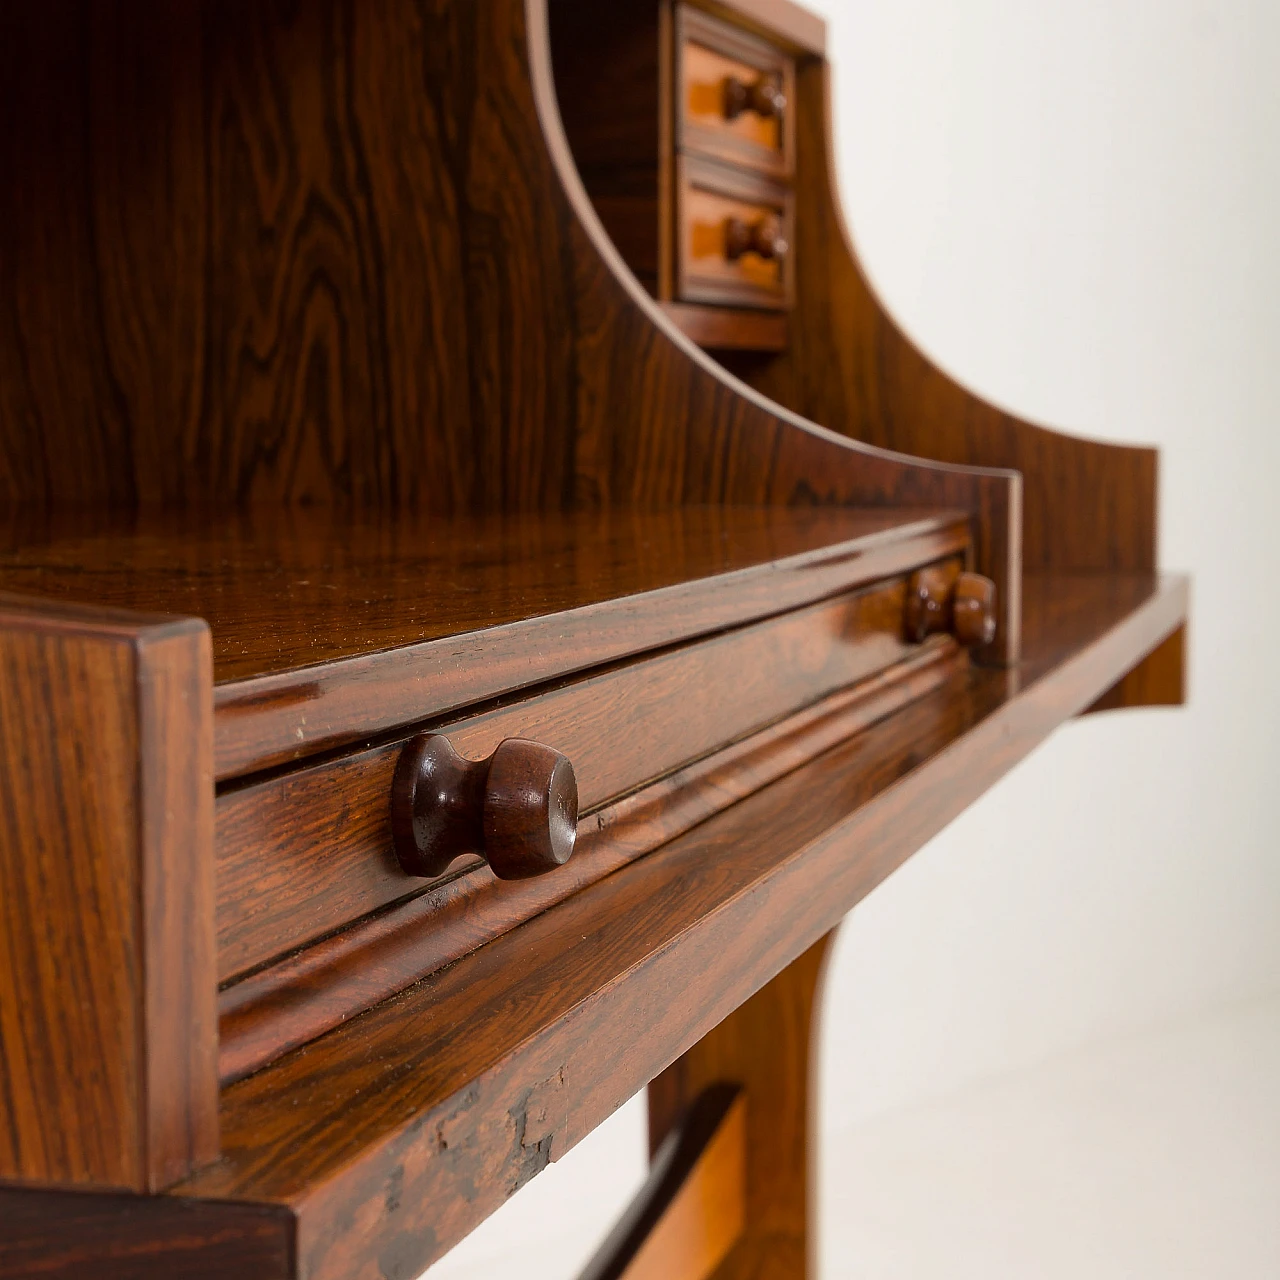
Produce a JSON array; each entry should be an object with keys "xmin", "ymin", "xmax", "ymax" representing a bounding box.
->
[
  {"xmin": 677, "ymin": 8, "xmax": 795, "ymax": 180},
  {"xmin": 213, "ymin": 570, "xmax": 956, "ymax": 981},
  {"xmin": 171, "ymin": 572, "xmax": 1186, "ymax": 1280},
  {"xmin": 738, "ymin": 55, "xmax": 1159, "ymax": 578},
  {"xmin": 541, "ymin": 0, "xmax": 1022, "ymax": 663},
  {"xmin": 0, "ymin": 507, "xmax": 969, "ymax": 780},
  {"xmin": 677, "ymin": 155, "xmax": 793, "ymax": 309},
  {"xmin": 0, "ymin": 0, "xmax": 1020, "ymax": 659},
  {"xmin": 580, "ymin": 1085, "xmax": 747, "ymax": 1280},
  {"xmin": 0, "ymin": 1187, "xmax": 292, "ymax": 1280},
  {"xmin": 0, "ymin": 597, "xmax": 217, "ymax": 1191},
  {"xmin": 659, "ymin": 302, "xmax": 789, "ymax": 351},
  {"xmin": 1084, "ymin": 620, "xmax": 1186, "ymax": 715},
  {"xmin": 218, "ymin": 640, "xmax": 958, "ymax": 1083},
  {"xmin": 649, "ymin": 932, "xmax": 835, "ymax": 1279},
  {"xmin": 691, "ymin": 0, "xmax": 828, "ymax": 56}
]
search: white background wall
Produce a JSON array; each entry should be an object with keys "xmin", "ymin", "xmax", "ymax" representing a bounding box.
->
[
  {"xmin": 817, "ymin": 0, "xmax": 1280, "ymax": 1125},
  {"xmin": 428, "ymin": 1, "xmax": 1280, "ymax": 1274}
]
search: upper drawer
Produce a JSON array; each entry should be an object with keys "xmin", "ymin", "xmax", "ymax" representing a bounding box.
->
[{"xmin": 676, "ymin": 5, "xmax": 795, "ymax": 179}]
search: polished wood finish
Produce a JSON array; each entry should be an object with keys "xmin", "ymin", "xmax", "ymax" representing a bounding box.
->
[
  {"xmin": 679, "ymin": 157, "xmax": 793, "ymax": 307},
  {"xmin": 649, "ymin": 932, "xmax": 834, "ymax": 1277},
  {"xmin": 724, "ymin": 73, "xmax": 787, "ymax": 122},
  {"xmin": 1084, "ymin": 620, "xmax": 1186, "ymax": 715},
  {"xmin": 218, "ymin": 642, "xmax": 958, "ymax": 1083},
  {"xmin": 738, "ymin": 54, "xmax": 1159, "ymax": 580},
  {"xmin": 904, "ymin": 565, "xmax": 998, "ymax": 648},
  {"xmin": 953, "ymin": 573, "xmax": 999, "ymax": 647},
  {"xmin": 214, "ymin": 570, "xmax": 959, "ymax": 985},
  {"xmin": 580, "ymin": 1086, "xmax": 747, "ymax": 1280},
  {"xmin": 724, "ymin": 214, "xmax": 789, "ymax": 262},
  {"xmin": 0, "ymin": 0, "xmax": 1187, "ymax": 1270},
  {"xmin": 554, "ymin": 1, "xmax": 1154, "ymax": 578},
  {"xmin": 0, "ymin": 507, "xmax": 976, "ymax": 779},
  {"xmin": 0, "ymin": 1188, "xmax": 292, "ymax": 1280},
  {"xmin": 688, "ymin": 0, "xmax": 827, "ymax": 58},
  {"xmin": 546, "ymin": 4, "xmax": 1022, "ymax": 662},
  {"xmin": 0, "ymin": 0, "xmax": 1003, "ymax": 574},
  {"xmin": 392, "ymin": 735, "xmax": 579, "ymax": 881},
  {"xmin": 168, "ymin": 573, "xmax": 1185, "ymax": 1280},
  {"xmin": 548, "ymin": 1, "xmax": 671, "ymax": 297},
  {"xmin": 903, "ymin": 562, "xmax": 962, "ymax": 642},
  {"xmin": 660, "ymin": 301, "xmax": 789, "ymax": 350},
  {"xmin": 0, "ymin": 597, "xmax": 217, "ymax": 1191},
  {"xmin": 678, "ymin": 7, "xmax": 795, "ymax": 178}
]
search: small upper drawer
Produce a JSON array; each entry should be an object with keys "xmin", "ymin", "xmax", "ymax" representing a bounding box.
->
[
  {"xmin": 677, "ymin": 154, "xmax": 792, "ymax": 309},
  {"xmin": 676, "ymin": 5, "xmax": 795, "ymax": 179}
]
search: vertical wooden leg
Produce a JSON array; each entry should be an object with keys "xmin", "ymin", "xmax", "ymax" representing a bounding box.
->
[{"xmin": 647, "ymin": 930, "xmax": 838, "ymax": 1280}]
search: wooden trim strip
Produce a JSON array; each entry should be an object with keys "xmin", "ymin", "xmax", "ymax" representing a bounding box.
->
[
  {"xmin": 212, "ymin": 515, "xmax": 969, "ymax": 780},
  {"xmin": 217, "ymin": 641, "xmax": 960, "ymax": 1083}
]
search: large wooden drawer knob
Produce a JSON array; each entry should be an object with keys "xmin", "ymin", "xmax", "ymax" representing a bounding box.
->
[
  {"xmin": 391, "ymin": 734, "xmax": 578, "ymax": 881},
  {"xmin": 905, "ymin": 569, "xmax": 998, "ymax": 647}
]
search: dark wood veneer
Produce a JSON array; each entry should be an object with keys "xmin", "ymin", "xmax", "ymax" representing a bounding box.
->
[
  {"xmin": 581, "ymin": 1084, "xmax": 747, "ymax": 1280},
  {"xmin": 0, "ymin": 506, "xmax": 973, "ymax": 778},
  {"xmin": 218, "ymin": 639, "xmax": 959, "ymax": 1083},
  {"xmin": 648, "ymin": 933, "xmax": 834, "ymax": 1276},
  {"xmin": 0, "ymin": 0, "xmax": 1187, "ymax": 1265},
  {"xmin": 0, "ymin": 597, "xmax": 217, "ymax": 1192},
  {"xmin": 739, "ymin": 54, "xmax": 1159, "ymax": 577},
  {"xmin": 0, "ymin": 1188, "xmax": 293, "ymax": 1280},
  {"xmin": 172, "ymin": 573, "xmax": 1187, "ymax": 1279},
  {"xmin": 391, "ymin": 734, "xmax": 580, "ymax": 881},
  {"xmin": 0, "ymin": 0, "xmax": 1016, "ymax": 631},
  {"xmin": 213, "ymin": 572, "xmax": 955, "ymax": 984}
]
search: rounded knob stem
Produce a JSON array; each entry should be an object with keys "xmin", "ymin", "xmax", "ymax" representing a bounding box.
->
[
  {"xmin": 904, "ymin": 568, "xmax": 997, "ymax": 648},
  {"xmin": 724, "ymin": 215, "xmax": 788, "ymax": 262},
  {"xmin": 723, "ymin": 74, "xmax": 786, "ymax": 120},
  {"xmin": 391, "ymin": 734, "xmax": 578, "ymax": 880}
]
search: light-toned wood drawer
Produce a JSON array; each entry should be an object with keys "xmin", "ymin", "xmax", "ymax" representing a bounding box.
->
[
  {"xmin": 677, "ymin": 5, "xmax": 794, "ymax": 179},
  {"xmin": 677, "ymin": 154, "xmax": 793, "ymax": 309}
]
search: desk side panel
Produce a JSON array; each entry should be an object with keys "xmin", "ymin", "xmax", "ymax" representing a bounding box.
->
[{"xmin": 0, "ymin": 599, "xmax": 217, "ymax": 1191}]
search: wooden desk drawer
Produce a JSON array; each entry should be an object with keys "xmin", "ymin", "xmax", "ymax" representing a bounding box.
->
[
  {"xmin": 215, "ymin": 560, "xmax": 987, "ymax": 1081},
  {"xmin": 677, "ymin": 155, "xmax": 792, "ymax": 309},
  {"xmin": 215, "ymin": 569, "xmax": 952, "ymax": 982},
  {"xmin": 213, "ymin": 546, "xmax": 999, "ymax": 1082},
  {"xmin": 677, "ymin": 5, "xmax": 794, "ymax": 179}
]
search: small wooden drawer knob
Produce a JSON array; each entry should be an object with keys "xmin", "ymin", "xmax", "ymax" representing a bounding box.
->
[
  {"xmin": 723, "ymin": 74, "xmax": 786, "ymax": 120},
  {"xmin": 952, "ymin": 573, "xmax": 998, "ymax": 647},
  {"xmin": 724, "ymin": 216, "xmax": 788, "ymax": 262},
  {"xmin": 905, "ymin": 569, "xmax": 997, "ymax": 647},
  {"xmin": 391, "ymin": 734, "xmax": 578, "ymax": 881}
]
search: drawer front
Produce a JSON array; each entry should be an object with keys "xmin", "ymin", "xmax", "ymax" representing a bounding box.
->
[
  {"xmin": 677, "ymin": 5, "xmax": 794, "ymax": 178},
  {"xmin": 677, "ymin": 155, "xmax": 792, "ymax": 309},
  {"xmin": 215, "ymin": 564, "xmax": 963, "ymax": 982}
]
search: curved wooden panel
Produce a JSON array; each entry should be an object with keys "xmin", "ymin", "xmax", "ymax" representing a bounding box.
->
[
  {"xmin": 742, "ymin": 57, "xmax": 1158, "ymax": 576},
  {"xmin": 0, "ymin": 0, "xmax": 1019, "ymax": 658}
]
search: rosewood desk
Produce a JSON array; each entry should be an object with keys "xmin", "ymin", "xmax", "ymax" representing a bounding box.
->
[{"xmin": 0, "ymin": 1, "xmax": 1186, "ymax": 1276}]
